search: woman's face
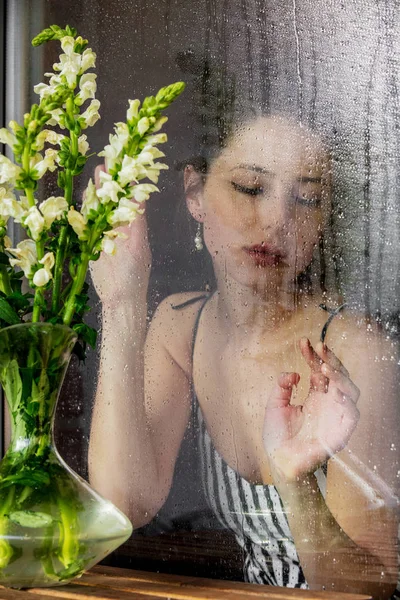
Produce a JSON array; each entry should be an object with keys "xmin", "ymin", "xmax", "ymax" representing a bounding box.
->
[{"xmin": 189, "ymin": 116, "xmax": 331, "ymax": 291}]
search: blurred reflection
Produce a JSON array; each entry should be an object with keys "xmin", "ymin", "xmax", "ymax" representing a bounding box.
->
[{"xmin": 89, "ymin": 108, "xmax": 399, "ymax": 596}]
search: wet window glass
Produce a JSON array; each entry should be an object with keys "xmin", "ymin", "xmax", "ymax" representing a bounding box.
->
[{"xmin": 2, "ymin": 0, "xmax": 400, "ymax": 595}]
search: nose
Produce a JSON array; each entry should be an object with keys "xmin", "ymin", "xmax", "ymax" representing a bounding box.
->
[{"xmin": 256, "ymin": 181, "xmax": 290, "ymax": 233}]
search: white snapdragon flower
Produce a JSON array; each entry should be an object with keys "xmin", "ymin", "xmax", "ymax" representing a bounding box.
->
[
  {"xmin": 33, "ymin": 252, "xmax": 55, "ymax": 287},
  {"xmin": 129, "ymin": 183, "xmax": 159, "ymax": 203},
  {"xmin": 98, "ymin": 143, "xmax": 121, "ymax": 172},
  {"xmin": 81, "ymin": 178, "xmax": 100, "ymax": 218},
  {"xmin": 78, "ymin": 134, "xmax": 89, "ymax": 156},
  {"xmin": 24, "ymin": 206, "xmax": 45, "ymax": 241},
  {"xmin": 151, "ymin": 116, "xmax": 168, "ymax": 133},
  {"xmin": 143, "ymin": 133, "xmax": 168, "ymax": 147},
  {"xmin": 133, "ymin": 162, "xmax": 169, "ymax": 184},
  {"xmin": 0, "ymin": 155, "xmax": 22, "ymax": 186},
  {"xmin": 98, "ymin": 127, "xmax": 128, "ymax": 171},
  {"xmin": 100, "ymin": 229, "xmax": 128, "ymax": 256},
  {"xmin": 127, "ymin": 99, "xmax": 140, "ymax": 122},
  {"xmin": 114, "ymin": 122, "xmax": 130, "ymax": 146},
  {"xmin": 140, "ymin": 145, "xmax": 166, "ymax": 160},
  {"xmin": 108, "ymin": 198, "xmax": 142, "ymax": 228},
  {"xmin": 39, "ymin": 196, "xmax": 68, "ymax": 228},
  {"xmin": 0, "ymin": 190, "xmax": 27, "ymax": 223},
  {"xmin": 75, "ymin": 73, "xmax": 97, "ymax": 106},
  {"xmin": 53, "ymin": 36, "xmax": 82, "ymax": 88},
  {"xmin": 33, "ymin": 130, "xmax": 65, "ymax": 152},
  {"xmin": 97, "ymin": 172, "xmax": 124, "ymax": 204},
  {"xmin": 60, "ymin": 36, "xmax": 75, "ymax": 54},
  {"xmin": 33, "ymin": 82, "xmax": 53, "ymax": 99},
  {"xmin": 33, "ymin": 73, "xmax": 62, "ymax": 100},
  {"xmin": 144, "ymin": 163, "xmax": 169, "ymax": 184},
  {"xmin": 0, "ymin": 128, "xmax": 16, "ymax": 149},
  {"xmin": 67, "ymin": 206, "xmax": 88, "ymax": 240},
  {"xmin": 80, "ymin": 99, "xmax": 101, "ymax": 128},
  {"xmin": 47, "ymin": 109, "xmax": 66, "ymax": 129},
  {"xmin": 137, "ymin": 117, "xmax": 150, "ymax": 136},
  {"xmin": 8, "ymin": 240, "xmax": 37, "ymax": 278},
  {"xmin": 98, "ymin": 122, "xmax": 132, "ymax": 170},
  {"xmin": 117, "ymin": 156, "xmax": 140, "ymax": 187},
  {"xmin": 80, "ymin": 48, "xmax": 96, "ymax": 73},
  {"xmin": 33, "ymin": 149, "xmax": 59, "ymax": 178}
]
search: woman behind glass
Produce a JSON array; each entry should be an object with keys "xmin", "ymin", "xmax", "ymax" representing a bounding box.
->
[{"xmin": 89, "ymin": 114, "xmax": 399, "ymax": 597}]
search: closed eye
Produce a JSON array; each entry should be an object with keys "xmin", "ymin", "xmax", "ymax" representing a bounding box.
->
[
  {"xmin": 295, "ymin": 195, "xmax": 322, "ymax": 208},
  {"xmin": 231, "ymin": 182, "xmax": 264, "ymax": 196}
]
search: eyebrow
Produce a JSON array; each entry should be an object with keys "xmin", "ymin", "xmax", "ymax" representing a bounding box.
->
[
  {"xmin": 298, "ymin": 176, "xmax": 322, "ymax": 184},
  {"xmin": 232, "ymin": 164, "xmax": 273, "ymax": 175},
  {"xmin": 232, "ymin": 164, "xmax": 322, "ymax": 184}
]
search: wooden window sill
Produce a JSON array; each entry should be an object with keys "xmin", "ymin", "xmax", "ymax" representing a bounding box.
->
[{"xmin": 0, "ymin": 566, "xmax": 372, "ymax": 599}]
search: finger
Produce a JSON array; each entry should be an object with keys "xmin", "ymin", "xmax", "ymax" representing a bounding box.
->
[
  {"xmin": 299, "ymin": 337, "xmax": 323, "ymax": 372},
  {"xmin": 94, "ymin": 163, "xmax": 106, "ymax": 188},
  {"xmin": 310, "ymin": 371, "xmax": 329, "ymax": 393},
  {"xmin": 321, "ymin": 363, "xmax": 360, "ymax": 403},
  {"xmin": 299, "ymin": 338, "xmax": 328, "ymax": 392},
  {"xmin": 314, "ymin": 341, "xmax": 349, "ymax": 376},
  {"xmin": 267, "ymin": 372, "xmax": 300, "ymax": 409}
]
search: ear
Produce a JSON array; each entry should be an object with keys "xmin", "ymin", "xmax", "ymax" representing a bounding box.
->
[{"xmin": 184, "ymin": 165, "xmax": 206, "ymax": 223}]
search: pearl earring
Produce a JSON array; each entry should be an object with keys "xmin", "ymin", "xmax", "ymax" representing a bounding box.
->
[{"xmin": 194, "ymin": 223, "xmax": 203, "ymax": 251}]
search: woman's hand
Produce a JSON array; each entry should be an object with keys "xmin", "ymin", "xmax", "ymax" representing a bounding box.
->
[
  {"xmin": 89, "ymin": 165, "xmax": 152, "ymax": 307},
  {"xmin": 263, "ymin": 339, "xmax": 360, "ymax": 482}
]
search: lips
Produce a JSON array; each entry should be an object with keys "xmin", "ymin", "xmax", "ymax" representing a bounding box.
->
[{"xmin": 245, "ymin": 243, "xmax": 286, "ymax": 267}]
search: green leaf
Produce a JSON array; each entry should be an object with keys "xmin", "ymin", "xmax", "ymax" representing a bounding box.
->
[
  {"xmin": 0, "ymin": 252, "xmax": 10, "ymax": 266},
  {"xmin": 74, "ymin": 293, "xmax": 90, "ymax": 316},
  {"xmin": 0, "ymin": 297, "xmax": 21, "ymax": 325},
  {"xmin": 0, "ymin": 469, "xmax": 50, "ymax": 488},
  {"xmin": 7, "ymin": 291, "xmax": 32, "ymax": 313},
  {"xmin": 2, "ymin": 360, "xmax": 22, "ymax": 414},
  {"xmin": 73, "ymin": 323, "xmax": 97, "ymax": 349},
  {"xmin": 9, "ymin": 510, "xmax": 53, "ymax": 528}
]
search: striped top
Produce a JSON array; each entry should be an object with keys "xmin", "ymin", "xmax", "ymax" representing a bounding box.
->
[
  {"xmin": 196, "ymin": 402, "xmax": 308, "ymax": 587},
  {"xmin": 172, "ymin": 293, "xmax": 346, "ymax": 587}
]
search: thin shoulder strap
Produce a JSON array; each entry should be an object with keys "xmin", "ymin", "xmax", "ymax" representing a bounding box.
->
[
  {"xmin": 319, "ymin": 303, "xmax": 347, "ymax": 343},
  {"xmin": 170, "ymin": 294, "xmax": 208, "ymax": 310},
  {"xmin": 170, "ymin": 293, "xmax": 213, "ymax": 358},
  {"xmin": 190, "ymin": 294, "xmax": 214, "ymax": 358}
]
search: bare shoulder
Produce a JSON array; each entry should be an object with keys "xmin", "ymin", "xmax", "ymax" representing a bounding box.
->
[
  {"xmin": 146, "ymin": 291, "xmax": 208, "ymax": 376},
  {"xmin": 324, "ymin": 307, "xmax": 399, "ymax": 412},
  {"xmin": 323, "ymin": 306, "xmax": 397, "ymax": 363},
  {"xmin": 325, "ymin": 309, "xmax": 400, "ymax": 493}
]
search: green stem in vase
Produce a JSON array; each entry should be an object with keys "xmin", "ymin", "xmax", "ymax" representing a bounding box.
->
[
  {"xmin": 0, "ymin": 487, "xmax": 16, "ymax": 568},
  {"xmin": 54, "ymin": 474, "xmax": 81, "ymax": 574}
]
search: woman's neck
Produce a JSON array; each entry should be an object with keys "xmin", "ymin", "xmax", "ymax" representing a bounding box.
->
[{"xmin": 214, "ymin": 274, "xmax": 314, "ymax": 335}]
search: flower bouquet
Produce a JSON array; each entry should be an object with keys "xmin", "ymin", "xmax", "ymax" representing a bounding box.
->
[{"xmin": 0, "ymin": 24, "xmax": 184, "ymax": 588}]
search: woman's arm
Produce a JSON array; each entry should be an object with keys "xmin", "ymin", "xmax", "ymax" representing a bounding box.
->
[
  {"xmin": 88, "ymin": 211, "xmax": 195, "ymax": 527},
  {"xmin": 264, "ymin": 326, "xmax": 399, "ymax": 599}
]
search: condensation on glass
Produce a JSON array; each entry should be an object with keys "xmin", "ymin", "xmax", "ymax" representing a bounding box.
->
[{"xmin": 4, "ymin": 0, "xmax": 400, "ymax": 595}]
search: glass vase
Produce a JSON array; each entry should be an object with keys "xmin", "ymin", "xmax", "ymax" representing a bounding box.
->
[{"xmin": 0, "ymin": 323, "xmax": 132, "ymax": 588}]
